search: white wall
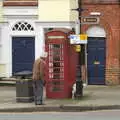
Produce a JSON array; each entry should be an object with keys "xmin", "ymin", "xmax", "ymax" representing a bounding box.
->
[
  {"xmin": 0, "ymin": 22, "xmax": 10, "ymax": 77},
  {"xmin": 0, "ymin": 1, "xmax": 3, "ymax": 22}
]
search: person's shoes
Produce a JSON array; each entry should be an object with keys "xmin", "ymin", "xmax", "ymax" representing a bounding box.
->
[
  {"xmin": 35, "ymin": 103, "xmax": 45, "ymax": 105},
  {"xmin": 35, "ymin": 102, "xmax": 40, "ymax": 105},
  {"xmin": 39, "ymin": 103, "xmax": 45, "ymax": 105},
  {"xmin": 35, "ymin": 103, "xmax": 38, "ymax": 105}
]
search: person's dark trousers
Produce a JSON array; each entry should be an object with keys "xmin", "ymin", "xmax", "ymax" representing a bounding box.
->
[{"xmin": 33, "ymin": 80, "xmax": 44, "ymax": 105}]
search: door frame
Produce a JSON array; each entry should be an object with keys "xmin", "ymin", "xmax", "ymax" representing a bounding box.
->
[
  {"xmin": 10, "ymin": 35, "xmax": 35, "ymax": 76},
  {"xmin": 86, "ymin": 26, "xmax": 106, "ymax": 85}
]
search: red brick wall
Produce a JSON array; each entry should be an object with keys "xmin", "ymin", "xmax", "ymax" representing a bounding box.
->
[{"xmin": 81, "ymin": 3, "xmax": 120, "ymax": 85}]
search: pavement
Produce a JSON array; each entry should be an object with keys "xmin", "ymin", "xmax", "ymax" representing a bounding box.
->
[{"xmin": 1, "ymin": 81, "xmax": 120, "ymax": 112}]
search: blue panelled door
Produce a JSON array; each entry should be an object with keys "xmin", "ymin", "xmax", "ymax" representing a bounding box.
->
[
  {"xmin": 12, "ymin": 37, "xmax": 35, "ymax": 75},
  {"xmin": 87, "ymin": 37, "xmax": 106, "ymax": 85}
]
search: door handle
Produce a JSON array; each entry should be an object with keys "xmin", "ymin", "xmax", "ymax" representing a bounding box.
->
[
  {"xmin": 94, "ymin": 61, "xmax": 100, "ymax": 65},
  {"xmin": 12, "ymin": 49, "xmax": 14, "ymax": 53},
  {"xmin": 12, "ymin": 49, "xmax": 15, "ymax": 55}
]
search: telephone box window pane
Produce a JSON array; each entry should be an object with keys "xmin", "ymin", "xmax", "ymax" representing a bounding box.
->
[
  {"xmin": 48, "ymin": 44, "xmax": 64, "ymax": 80},
  {"xmin": 53, "ymin": 56, "xmax": 60, "ymax": 61},
  {"xmin": 52, "ymin": 87, "xmax": 63, "ymax": 92},
  {"xmin": 49, "ymin": 55, "xmax": 53, "ymax": 61},
  {"xmin": 49, "ymin": 73, "xmax": 53, "ymax": 78},
  {"xmin": 49, "ymin": 63, "xmax": 53, "ymax": 67},
  {"xmin": 49, "ymin": 68, "xmax": 53, "ymax": 73},
  {"xmin": 54, "ymin": 68, "xmax": 61, "ymax": 73},
  {"xmin": 51, "ymin": 81, "xmax": 64, "ymax": 92},
  {"xmin": 53, "ymin": 44, "xmax": 60, "ymax": 48}
]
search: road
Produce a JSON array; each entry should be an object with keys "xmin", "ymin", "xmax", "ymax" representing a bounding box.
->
[{"xmin": 0, "ymin": 110, "xmax": 120, "ymax": 120}]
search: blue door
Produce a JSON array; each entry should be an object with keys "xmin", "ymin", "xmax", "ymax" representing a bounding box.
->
[
  {"xmin": 12, "ymin": 37, "xmax": 35, "ymax": 75},
  {"xmin": 87, "ymin": 37, "xmax": 106, "ymax": 85}
]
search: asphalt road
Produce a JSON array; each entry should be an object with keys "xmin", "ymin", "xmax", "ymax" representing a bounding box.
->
[{"xmin": 0, "ymin": 110, "xmax": 120, "ymax": 120}]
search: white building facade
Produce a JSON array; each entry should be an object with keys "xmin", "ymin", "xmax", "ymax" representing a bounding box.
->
[{"xmin": 0, "ymin": 0, "xmax": 78, "ymax": 77}]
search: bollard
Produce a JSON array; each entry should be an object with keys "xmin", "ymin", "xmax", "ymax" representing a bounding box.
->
[{"xmin": 76, "ymin": 79, "xmax": 83, "ymax": 99}]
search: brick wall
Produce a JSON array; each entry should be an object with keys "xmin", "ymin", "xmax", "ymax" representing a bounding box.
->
[
  {"xmin": 83, "ymin": 0, "xmax": 119, "ymax": 4},
  {"xmin": 81, "ymin": 3, "xmax": 120, "ymax": 85}
]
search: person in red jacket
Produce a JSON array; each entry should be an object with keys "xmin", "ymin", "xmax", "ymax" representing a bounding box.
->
[{"xmin": 32, "ymin": 52, "xmax": 47, "ymax": 105}]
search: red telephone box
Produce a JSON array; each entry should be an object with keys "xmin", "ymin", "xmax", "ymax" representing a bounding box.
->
[{"xmin": 45, "ymin": 29, "xmax": 78, "ymax": 99}]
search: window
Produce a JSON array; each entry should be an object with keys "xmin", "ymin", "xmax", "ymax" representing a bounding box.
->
[{"xmin": 12, "ymin": 21, "xmax": 34, "ymax": 31}]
